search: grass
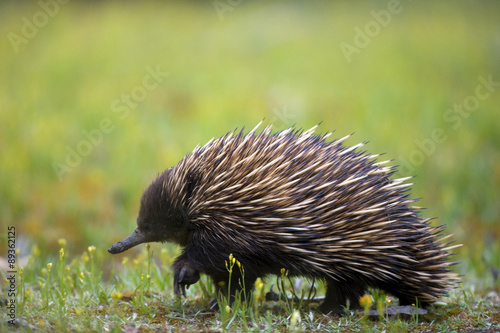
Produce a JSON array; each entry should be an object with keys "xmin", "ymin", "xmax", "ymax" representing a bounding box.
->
[
  {"xmin": 1, "ymin": 245, "xmax": 499, "ymax": 332},
  {"xmin": 0, "ymin": 0, "xmax": 499, "ymax": 331}
]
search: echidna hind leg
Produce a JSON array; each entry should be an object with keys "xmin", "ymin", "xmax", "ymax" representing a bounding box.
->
[
  {"xmin": 319, "ymin": 279, "xmax": 367, "ymax": 313},
  {"xmin": 378, "ymin": 282, "xmax": 430, "ymax": 307}
]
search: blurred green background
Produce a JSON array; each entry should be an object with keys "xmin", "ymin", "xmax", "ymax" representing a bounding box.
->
[{"xmin": 1, "ymin": 1, "xmax": 499, "ymax": 288}]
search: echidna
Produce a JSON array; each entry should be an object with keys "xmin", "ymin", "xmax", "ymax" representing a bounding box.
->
[{"xmin": 108, "ymin": 123, "xmax": 460, "ymax": 312}]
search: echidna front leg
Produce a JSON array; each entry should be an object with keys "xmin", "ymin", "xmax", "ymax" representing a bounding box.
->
[
  {"xmin": 172, "ymin": 256, "xmax": 200, "ymax": 297},
  {"xmin": 319, "ymin": 279, "xmax": 367, "ymax": 314}
]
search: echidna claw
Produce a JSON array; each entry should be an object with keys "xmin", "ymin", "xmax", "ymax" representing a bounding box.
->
[{"xmin": 173, "ymin": 262, "xmax": 200, "ymax": 298}]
